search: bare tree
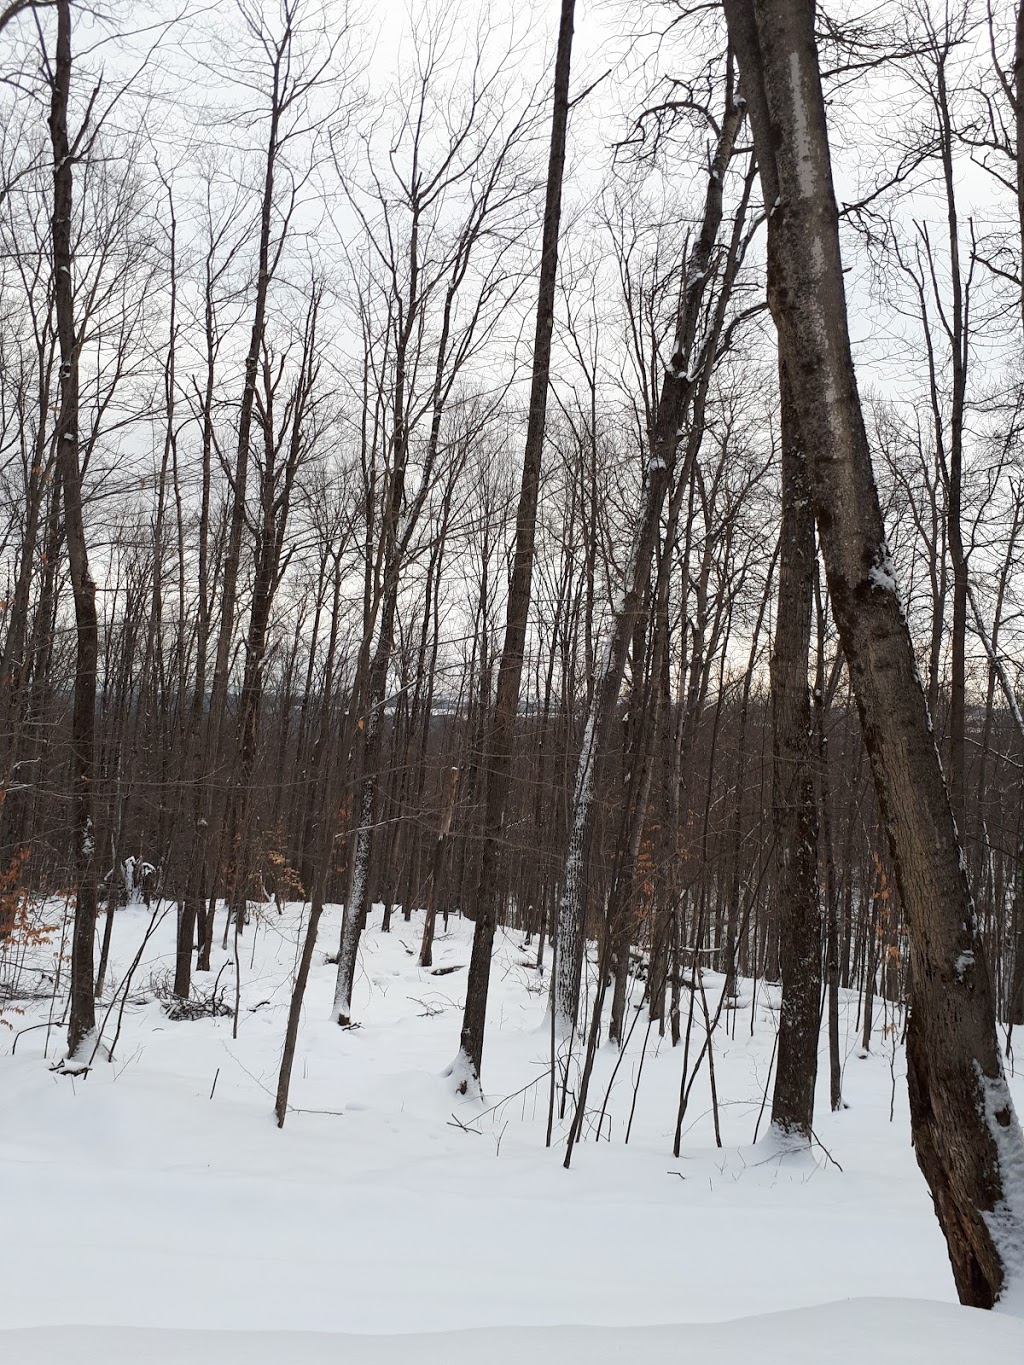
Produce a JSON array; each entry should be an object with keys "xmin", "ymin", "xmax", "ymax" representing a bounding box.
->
[
  {"xmin": 723, "ymin": 0, "xmax": 1024, "ymax": 1308},
  {"xmin": 329, "ymin": 7, "xmax": 535, "ymax": 1027},
  {"xmin": 176, "ymin": 0, "xmax": 339, "ymax": 999},
  {"xmin": 552, "ymin": 75, "xmax": 751, "ymax": 1039},
  {"xmin": 768, "ymin": 365, "xmax": 821, "ymax": 1138},
  {"xmin": 454, "ymin": 0, "xmax": 576, "ymax": 1091},
  {"xmin": 45, "ymin": 0, "xmax": 100, "ymax": 1060}
]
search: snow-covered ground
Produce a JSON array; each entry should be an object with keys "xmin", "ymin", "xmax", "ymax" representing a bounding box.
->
[{"xmin": 1, "ymin": 901, "xmax": 1021, "ymax": 1362}]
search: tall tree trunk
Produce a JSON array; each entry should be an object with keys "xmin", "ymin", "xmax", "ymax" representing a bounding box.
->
[
  {"xmin": 49, "ymin": 2, "xmax": 100, "ymax": 1060},
  {"xmin": 0, "ymin": 405, "xmax": 55, "ymax": 865},
  {"xmin": 1011, "ymin": 1, "xmax": 1023, "ymax": 338},
  {"xmin": 224, "ymin": 297, "xmax": 316, "ymax": 924},
  {"xmin": 177, "ymin": 17, "xmax": 291, "ymax": 996},
  {"xmin": 927, "ymin": 30, "xmax": 970, "ymax": 836},
  {"xmin": 769, "ymin": 364, "xmax": 821, "ymax": 1138},
  {"xmin": 724, "ymin": 0, "xmax": 1024, "ymax": 1307},
  {"xmin": 274, "ymin": 536, "xmax": 350, "ymax": 1124},
  {"xmin": 552, "ymin": 94, "xmax": 747, "ymax": 1036},
  {"xmin": 815, "ymin": 571, "xmax": 843, "ymax": 1112},
  {"xmin": 454, "ymin": 0, "xmax": 576, "ymax": 1090}
]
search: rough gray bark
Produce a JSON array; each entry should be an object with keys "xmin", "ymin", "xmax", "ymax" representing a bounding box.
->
[
  {"xmin": 769, "ymin": 364, "xmax": 821, "ymax": 1138},
  {"xmin": 723, "ymin": 0, "xmax": 1024, "ymax": 1308}
]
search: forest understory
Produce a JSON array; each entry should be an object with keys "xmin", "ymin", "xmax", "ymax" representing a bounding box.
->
[
  {"xmin": 5, "ymin": 0, "xmax": 1024, "ymax": 1344},
  {"xmin": 1, "ymin": 899, "xmax": 1022, "ymax": 1362}
]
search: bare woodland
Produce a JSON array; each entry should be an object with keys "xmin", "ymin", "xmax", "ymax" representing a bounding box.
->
[{"xmin": 2, "ymin": 0, "xmax": 1024, "ymax": 1308}]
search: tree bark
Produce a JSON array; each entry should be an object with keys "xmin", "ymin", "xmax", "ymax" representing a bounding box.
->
[
  {"xmin": 553, "ymin": 94, "xmax": 748, "ymax": 1035},
  {"xmin": 723, "ymin": 0, "xmax": 1024, "ymax": 1307},
  {"xmin": 419, "ymin": 766, "xmax": 459, "ymax": 968},
  {"xmin": 49, "ymin": 1, "xmax": 100, "ymax": 1060},
  {"xmin": 177, "ymin": 14, "xmax": 292, "ymax": 997},
  {"xmin": 454, "ymin": 0, "xmax": 576, "ymax": 1090},
  {"xmin": 769, "ymin": 362, "xmax": 821, "ymax": 1138}
]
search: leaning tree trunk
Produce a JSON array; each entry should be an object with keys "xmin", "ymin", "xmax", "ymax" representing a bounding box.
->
[
  {"xmin": 723, "ymin": 0, "xmax": 1024, "ymax": 1308},
  {"xmin": 49, "ymin": 2, "xmax": 100, "ymax": 1060},
  {"xmin": 553, "ymin": 94, "xmax": 747, "ymax": 1036}
]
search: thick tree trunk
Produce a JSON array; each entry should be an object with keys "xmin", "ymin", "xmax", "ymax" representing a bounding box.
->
[
  {"xmin": 769, "ymin": 364, "xmax": 821, "ymax": 1138},
  {"xmin": 724, "ymin": 0, "xmax": 1024, "ymax": 1307}
]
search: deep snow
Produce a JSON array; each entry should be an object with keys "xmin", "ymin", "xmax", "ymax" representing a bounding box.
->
[
  {"xmin": 1, "ymin": 900, "xmax": 1021, "ymax": 1362},
  {"xmin": 8, "ymin": 1301, "xmax": 1024, "ymax": 1365}
]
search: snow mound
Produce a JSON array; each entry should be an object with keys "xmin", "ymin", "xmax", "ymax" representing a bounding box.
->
[{"xmin": 5, "ymin": 1299, "xmax": 1022, "ymax": 1365}]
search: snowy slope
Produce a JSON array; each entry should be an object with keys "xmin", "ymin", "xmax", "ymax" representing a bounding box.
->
[
  {"xmin": 1, "ymin": 902, "xmax": 1021, "ymax": 1357},
  {"xmin": 7, "ymin": 1301, "xmax": 1024, "ymax": 1365}
]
